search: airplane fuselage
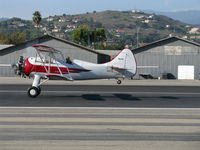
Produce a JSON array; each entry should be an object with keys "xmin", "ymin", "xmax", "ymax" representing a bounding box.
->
[{"xmin": 24, "ymin": 57, "xmax": 123, "ymax": 80}]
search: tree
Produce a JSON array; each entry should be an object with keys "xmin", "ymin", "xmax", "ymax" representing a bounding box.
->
[
  {"xmin": 9, "ymin": 32, "xmax": 26, "ymax": 44},
  {"xmin": 32, "ymin": 11, "xmax": 42, "ymax": 27},
  {"xmin": 72, "ymin": 24, "xmax": 90, "ymax": 45},
  {"xmin": 0, "ymin": 32, "xmax": 8, "ymax": 44},
  {"xmin": 0, "ymin": 32, "xmax": 26, "ymax": 44},
  {"xmin": 90, "ymin": 28, "xmax": 106, "ymax": 48},
  {"xmin": 95, "ymin": 28, "xmax": 106, "ymax": 43},
  {"xmin": 72, "ymin": 25, "xmax": 107, "ymax": 48}
]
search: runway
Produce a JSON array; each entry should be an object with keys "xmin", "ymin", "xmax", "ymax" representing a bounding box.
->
[
  {"xmin": 0, "ymin": 107, "xmax": 199, "ymax": 150},
  {"xmin": 0, "ymin": 85, "xmax": 200, "ymax": 107},
  {"xmin": 0, "ymin": 84, "xmax": 200, "ymax": 150}
]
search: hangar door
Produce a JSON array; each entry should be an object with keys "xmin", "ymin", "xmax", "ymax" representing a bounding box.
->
[{"xmin": 178, "ymin": 65, "xmax": 194, "ymax": 80}]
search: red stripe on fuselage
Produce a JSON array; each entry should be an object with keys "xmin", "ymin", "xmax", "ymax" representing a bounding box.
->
[{"xmin": 24, "ymin": 58, "xmax": 91, "ymax": 76}]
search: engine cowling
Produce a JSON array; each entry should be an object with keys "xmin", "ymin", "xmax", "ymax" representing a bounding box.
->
[{"xmin": 12, "ymin": 56, "xmax": 25, "ymax": 77}]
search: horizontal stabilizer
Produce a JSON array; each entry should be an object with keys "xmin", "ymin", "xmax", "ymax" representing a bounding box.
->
[{"xmin": 110, "ymin": 66, "xmax": 127, "ymax": 70}]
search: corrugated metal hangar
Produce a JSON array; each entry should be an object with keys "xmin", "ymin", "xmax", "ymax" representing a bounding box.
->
[
  {"xmin": 97, "ymin": 37, "xmax": 200, "ymax": 80},
  {"xmin": 0, "ymin": 35, "xmax": 109, "ymax": 77},
  {"xmin": 132, "ymin": 37, "xmax": 200, "ymax": 80}
]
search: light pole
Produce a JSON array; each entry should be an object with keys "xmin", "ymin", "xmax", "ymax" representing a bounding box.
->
[{"xmin": 136, "ymin": 26, "xmax": 140, "ymax": 48}]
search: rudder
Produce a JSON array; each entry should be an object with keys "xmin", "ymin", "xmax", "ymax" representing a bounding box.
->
[{"xmin": 107, "ymin": 49, "xmax": 137, "ymax": 78}]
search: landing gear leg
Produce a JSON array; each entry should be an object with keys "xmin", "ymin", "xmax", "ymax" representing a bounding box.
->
[
  {"xmin": 28, "ymin": 74, "xmax": 41, "ymax": 98},
  {"xmin": 117, "ymin": 79, "xmax": 122, "ymax": 85}
]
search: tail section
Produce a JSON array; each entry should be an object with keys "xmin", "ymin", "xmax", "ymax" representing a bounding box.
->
[{"xmin": 107, "ymin": 49, "xmax": 137, "ymax": 78}]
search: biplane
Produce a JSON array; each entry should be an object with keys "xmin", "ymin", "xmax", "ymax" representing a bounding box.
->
[{"xmin": 13, "ymin": 45, "xmax": 137, "ymax": 98}]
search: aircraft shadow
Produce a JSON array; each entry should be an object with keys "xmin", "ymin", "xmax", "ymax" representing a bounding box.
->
[
  {"xmin": 159, "ymin": 96, "xmax": 178, "ymax": 99},
  {"xmin": 82, "ymin": 94, "xmax": 105, "ymax": 101},
  {"xmin": 53, "ymin": 94, "xmax": 142, "ymax": 101},
  {"xmin": 51, "ymin": 93, "xmax": 180, "ymax": 101},
  {"xmin": 114, "ymin": 94, "xmax": 141, "ymax": 101}
]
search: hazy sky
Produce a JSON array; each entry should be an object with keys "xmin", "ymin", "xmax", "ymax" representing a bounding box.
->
[{"xmin": 0, "ymin": 0, "xmax": 200, "ymax": 19}]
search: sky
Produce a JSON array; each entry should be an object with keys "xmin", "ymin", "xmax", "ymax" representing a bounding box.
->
[{"xmin": 0, "ymin": 0, "xmax": 200, "ymax": 20}]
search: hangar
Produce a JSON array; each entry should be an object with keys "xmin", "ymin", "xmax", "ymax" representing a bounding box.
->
[
  {"xmin": 97, "ymin": 37, "xmax": 200, "ymax": 80},
  {"xmin": 0, "ymin": 35, "xmax": 109, "ymax": 77},
  {"xmin": 132, "ymin": 36, "xmax": 200, "ymax": 80}
]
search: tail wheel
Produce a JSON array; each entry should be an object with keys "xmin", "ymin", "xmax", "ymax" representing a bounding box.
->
[
  {"xmin": 28, "ymin": 87, "xmax": 40, "ymax": 98},
  {"xmin": 117, "ymin": 80, "xmax": 122, "ymax": 85}
]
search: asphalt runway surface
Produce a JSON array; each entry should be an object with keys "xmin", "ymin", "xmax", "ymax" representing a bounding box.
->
[
  {"xmin": 0, "ymin": 85, "xmax": 200, "ymax": 150},
  {"xmin": 0, "ymin": 84, "xmax": 200, "ymax": 107},
  {"xmin": 0, "ymin": 108, "xmax": 199, "ymax": 150}
]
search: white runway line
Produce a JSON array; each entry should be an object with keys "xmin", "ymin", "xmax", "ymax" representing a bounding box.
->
[{"xmin": 0, "ymin": 107, "xmax": 200, "ymax": 110}]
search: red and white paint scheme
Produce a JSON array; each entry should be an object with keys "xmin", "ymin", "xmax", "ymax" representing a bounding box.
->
[{"xmin": 14, "ymin": 45, "xmax": 136, "ymax": 98}]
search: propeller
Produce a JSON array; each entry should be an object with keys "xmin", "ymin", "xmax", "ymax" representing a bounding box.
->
[{"xmin": 12, "ymin": 56, "xmax": 26, "ymax": 77}]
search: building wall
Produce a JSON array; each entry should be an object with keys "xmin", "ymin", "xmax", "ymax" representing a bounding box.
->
[
  {"xmin": 0, "ymin": 38, "xmax": 99, "ymax": 77},
  {"xmin": 133, "ymin": 40, "xmax": 200, "ymax": 79},
  {"xmin": 0, "ymin": 41, "xmax": 38, "ymax": 76},
  {"xmin": 41, "ymin": 39, "xmax": 98, "ymax": 63}
]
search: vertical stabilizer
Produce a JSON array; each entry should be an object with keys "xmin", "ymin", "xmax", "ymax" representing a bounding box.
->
[{"xmin": 107, "ymin": 49, "xmax": 137, "ymax": 78}]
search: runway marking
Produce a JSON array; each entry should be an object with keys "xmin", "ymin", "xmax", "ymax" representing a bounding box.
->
[
  {"xmin": 1, "ymin": 90, "xmax": 200, "ymax": 95},
  {"xmin": 0, "ymin": 90, "xmax": 25, "ymax": 93},
  {"xmin": 0, "ymin": 125, "xmax": 199, "ymax": 133},
  {"xmin": 0, "ymin": 107, "xmax": 200, "ymax": 110}
]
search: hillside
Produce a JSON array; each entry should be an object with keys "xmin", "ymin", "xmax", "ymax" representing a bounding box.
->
[
  {"xmin": 78, "ymin": 10, "xmax": 186, "ymax": 29},
  {"xmin": 0, "ymin": 17, "xmax": 9, "ymax": 22},
  {"xmin": 144, "ymin": 10, "xmax": 200, "ymax": 25},
  {"xmin": 0, "ymin": 10, "xmax": 199, "ymax": 48},
  {"xmin": 78, "ymin": 10, "xmax": 188, "ymax": 37}
]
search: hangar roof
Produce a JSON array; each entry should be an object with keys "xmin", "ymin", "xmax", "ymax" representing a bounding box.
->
[
  {"xmin": 0, "ymin": 45, "xmax": 13, "ymax": 51},
  {"xmin": 0, "ymin": 34, "xmax": 106, "ymax": 56},
  {"xmin": 96, "ymin": 50, "xmax": 120, "ymax": 56},
  {"xmin": 132, "ymin": 36, "xmax": 200, "ymax": 54}
]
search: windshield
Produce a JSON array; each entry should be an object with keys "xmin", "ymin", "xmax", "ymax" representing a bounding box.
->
[
  {"xmin": 52, "ymin": 51, "xmax": 65, "ymax": 62},
  {"xmin": 35, "ymin": 49, "xmax": 65, "ymax": 64}
]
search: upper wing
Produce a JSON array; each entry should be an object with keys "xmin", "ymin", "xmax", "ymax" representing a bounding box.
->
[{"xmin": 32, "ymin": 45, "xmax": 60, "ymax": 53}]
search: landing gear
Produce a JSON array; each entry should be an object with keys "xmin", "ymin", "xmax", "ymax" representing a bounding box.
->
[
  {"xmin": 117, "ymin": 80, "xmax": 122, "ymax": 85},
  {"xmin": 28, "ymin": 86, "xmax": 41, "ymax": 98},
  {"xmin": 38, "ymin": 86, "xmax": 41, "ymax": 94},
  {"xmin": 28, "ymin": 74, "xmax": 42, "ymax": 98}
]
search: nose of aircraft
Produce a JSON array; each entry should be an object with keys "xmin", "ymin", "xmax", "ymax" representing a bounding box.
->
[
  {"xmin": 12, "ymin": 57, "xmax": 33, "ymax": 77},
  {"xmin": 12, "ymin": 56, "xmax": 25, "ymax": 77},
  {"xmin": 23, "ymin": 58, "xmax": 33, "ymax": 76}
]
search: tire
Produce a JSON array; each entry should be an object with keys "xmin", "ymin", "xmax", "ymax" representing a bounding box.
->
[
  {"xmin": 38, "ymin": 86, "xmax": 41, "ymax": 95},
  {"xmin": 28, "ymin": 87, "xmax": 40, "ymax": 98},
  {"xmin": 117, "ymin": 80, "xmax": 122, "ymax": 84}
]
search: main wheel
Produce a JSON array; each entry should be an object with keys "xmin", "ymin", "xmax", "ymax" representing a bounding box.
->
[
  {"xmin": 28, "ymin": 87, "xmax": 40, "ymax": 98},
  {"xmin": 38, "ymin": 86, "xmax": 41, "ymax": 95},
  {"xmin": 117, "ymin": 80, "xmax": 122, "ymax": 84}
]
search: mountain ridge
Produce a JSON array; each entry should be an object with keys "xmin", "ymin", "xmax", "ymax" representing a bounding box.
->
[
  {"xmin": 143, "ymin": 10, "xmax": 200, "ymax": 25},
  {"xmin": 0, "ymin": 17, "xmax": 9, "ymax": 22},
  {"xmin": 0, "ymin": 10, "xmax": 199, "ymax": 47}
]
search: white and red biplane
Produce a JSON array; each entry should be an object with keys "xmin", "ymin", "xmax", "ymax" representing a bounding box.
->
[{"xmin": 13, "ymin": 45, "xmax": 137, "ymax": 98}]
